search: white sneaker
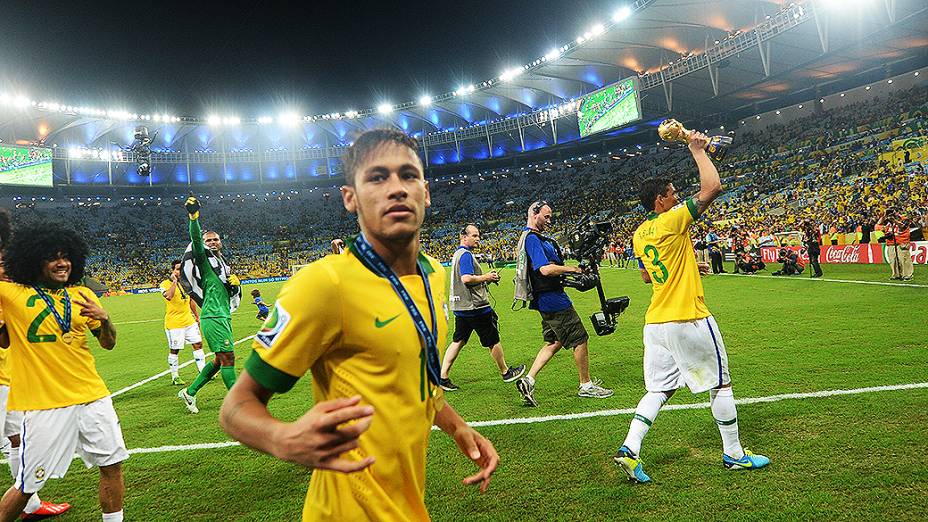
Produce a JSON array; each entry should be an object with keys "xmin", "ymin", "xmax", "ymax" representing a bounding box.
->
[
  {"xmin": 178, "ymin": 388, "xmax": 199, "ymax": 414},
  {"xmin": 578, "ymin": 378, "xmax": 614, "ymax": 398}
]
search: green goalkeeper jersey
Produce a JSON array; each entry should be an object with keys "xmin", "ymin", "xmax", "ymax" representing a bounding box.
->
[{"xmin": 190, "ymin": 216, "xmax": 231, "ymax": 320}]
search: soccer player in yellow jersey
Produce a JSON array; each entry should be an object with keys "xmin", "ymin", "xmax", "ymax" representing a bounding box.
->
[
  {"xmin": 612, "ymin": 131, "xmax": 769, "ymax": 484},
  {"xmin": 0, "ymin": 211, "xmax": 71, "ymax": 520},
  {"xmin": 220, "ymin": 129, "xmax": 499, "ymax": 521},
  {"xmin": 0, "ymin": 222, "xmax": 128, "ymax": 522},
  {"xmin": 160, "ymin": 260, "xmax": 206, "ymax": 385}
]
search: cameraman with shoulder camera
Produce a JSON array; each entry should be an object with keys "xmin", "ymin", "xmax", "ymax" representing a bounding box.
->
[
  {"xmin": 611, "ymin": 131, "xmax": 768, "ymax": 484},
  {"xmin": 513, "ymin": 201, "xmax": 613, "ymax": 407},
  {"xmin": 440, "ymin": 224, "xmax": 525, "ymax": 391}
]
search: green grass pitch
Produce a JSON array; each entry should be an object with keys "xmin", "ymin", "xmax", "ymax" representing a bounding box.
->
[
  {"xmin": 11, "ymin": 263, "xmax": 928, "ymax": 521},
  {"xmin": 0, "ymin": 163, "xmax": 53, "ymax": 187}
]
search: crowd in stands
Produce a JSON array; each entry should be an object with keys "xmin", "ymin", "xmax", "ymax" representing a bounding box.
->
[{"xmin": 4, "ymin": 84, "xmax": 927, "ymax": 290}]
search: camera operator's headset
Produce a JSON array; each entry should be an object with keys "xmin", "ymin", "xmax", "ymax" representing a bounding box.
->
[{"xmin": 531, "ymin": 200, "xmax": 550, "ymax": 215}]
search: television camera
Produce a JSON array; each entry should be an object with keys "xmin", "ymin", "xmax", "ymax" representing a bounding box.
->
[{"xmin": 562, "ymin": 216, "xmax": 630, "ymax": 336}]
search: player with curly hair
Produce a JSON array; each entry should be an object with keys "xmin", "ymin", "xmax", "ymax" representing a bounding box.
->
[{"xmin": 0, "ymin": 221, "xmax": 127, "ymax": 522}]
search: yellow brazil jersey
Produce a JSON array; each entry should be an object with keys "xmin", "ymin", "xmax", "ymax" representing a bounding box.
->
[
  {"xmin": 0, "ymin": 303, "xmax": 8, "ymax": 387},
  {"xmin": 634, "ymin": 198, "xmax": 711, "ymax": 324},
  {"xmin": 159, "ymin": 279, "xmax": 196, "ymax": 330},
  {"xmin": 246, "ymin": 249, "xmax": 448, "ymax": 522},
  {"xmin": 0, "ymin": 282, "xmax": 110, "ymax": 411}
]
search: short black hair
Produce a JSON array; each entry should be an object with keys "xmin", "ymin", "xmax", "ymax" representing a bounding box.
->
[
  {"xmin": 250, "ymin": 289, "xmax": 261, "ymax": 297},
  {"xmin": 341, "ymin": 128, "xmax": 421, "ymax": 186},
  {"xmin": 0, "ymin": 208, "xmax": 11, "ymax": 250},
  {"xmin": 639, "ymin": 177, "xmax": 672, "ymax": 212},
  {"xmin": 171, "ymin": 259, "xmax": 182, "ymax": 269},
  {"xmin": 2, "ymin": 221, "xmax": 88, "ymax": 286}
]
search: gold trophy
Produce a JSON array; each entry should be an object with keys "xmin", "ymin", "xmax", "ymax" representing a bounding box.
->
[{"xmin": 658, "ymin": 118, "xmax": 734, "ymax": 161}]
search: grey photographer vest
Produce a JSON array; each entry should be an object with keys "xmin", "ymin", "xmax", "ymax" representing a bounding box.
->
[{"xmin": 450, "ymin": 247, "xmax": 490, "ymax": 312}]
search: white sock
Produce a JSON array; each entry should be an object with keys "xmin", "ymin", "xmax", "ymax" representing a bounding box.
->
[
  {"xmin": 192, "ymin": 349, "xmax": 206, "ymax": 371},
  {"xmin": 168, "ymin": 353, "xmax": 179, "ymax": 378},
  {"xmin": 102, "ymin": 510, "xmax": 124, "ymax": 522},
  {"xmin": 710, "ymin": 387, "xmax": 744, "ymax": 459},
  {"xmin": 622, "ymin": 392, "xmax": 668, "ymax": 456},
  {"xmin": 579, "ymin": 380, "xmax": 592, "ymax": 389},
  {"xmin": 8, "ymin": 444, "xmax": 18, "ymax": 482},
  {"xmin": 24, "ymin": 493, "xmax": 41, "ymax": 515},
  {"xmin": 525, "ymin": 375, "xmax": 535, "ymax": 386},
  {"xmin": 9, "ymin": 446, "xmax": 42, "ymax": 515}
]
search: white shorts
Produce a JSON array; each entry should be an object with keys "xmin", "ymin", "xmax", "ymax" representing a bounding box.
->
[
  {"xmin": 0, "ymin": 385, "xmax": 23, "ymax": 438},
  {"xmin": 165, "ymin": 323, "xmax": 202, "ymax": 351},
  {"xmin": 643, "ymin": 315, "xmax": 730, "ymax": 394},
  {"xmin": 15, "ymin": 397, "xmax": 129, "ymax": 494}
]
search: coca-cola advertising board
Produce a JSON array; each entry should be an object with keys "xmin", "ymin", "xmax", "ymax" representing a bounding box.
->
[{"xmin": 760, "ymin": 242, "xmax": 928, "ymax": 264}]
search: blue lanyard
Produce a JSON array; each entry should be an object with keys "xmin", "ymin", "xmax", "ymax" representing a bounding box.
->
[
  {"xmin": 354, "ymin": 234, "xmax": 441, "ymax": 387},
  {"xmin": 32, "ymin": 286, "xmax": 71, "ymax": 334}
]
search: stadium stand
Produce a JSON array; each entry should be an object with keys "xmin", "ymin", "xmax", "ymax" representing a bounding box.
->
[{"xmin": 5, "ymin": 84, "xmax": 926, "ymax": 291}]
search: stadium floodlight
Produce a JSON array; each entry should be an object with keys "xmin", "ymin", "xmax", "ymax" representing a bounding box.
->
[
  {"xmin": 222, "ymin": 116, "xmax": 240, "ymax": 125},
  {"xmin": 545, "ymin": 48, "xmax": 562, "ymax": 61},
  {"xmin": 576, "ymin": 36, "xmax": 586, "ymax": 44},
  {"xmin": 590, "ymin": 23, "xmax": 605, "ymax": 37},
  {"xmin": 68, "ymin": 147, "xmax": 82, "ymax": 159},
  {"xmin": 500, "ymin": 68, "xmax": 523, "ymax": 82},
  {"xmin": 278, "ymin": 112, "xmax": 299, "ymax": 126},
  {"xmin": 13, "ymin": 96, "xmax": 31, "ymax": 108},
  {"xmin": 419, "ymin": 95, "xmax": 432, "ymax": 107},
  {"xmin": 345, "ymin": 110, "xmax": 359, "ymax": 119},
  {"xmin": 257, "ymin": 116, "xmax": 273, "ymax": 125},
  {"xmin": 613, "ymin": 6, "xmax": 632, "ymax": 22},
  {"xmin": 207, "ymin": 115, "xmax": 222, "ymax": 126},
  {"xmin": 378, "ymin": 103, "xmax": 394, "ymax": 114}
]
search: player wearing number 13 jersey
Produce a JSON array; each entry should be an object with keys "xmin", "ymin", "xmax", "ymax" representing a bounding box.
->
[
  {"xmin": 613, "ymin": 131, "xmax": 769, "ymax": 485},
  {"xmin": 0, "ymin": 222, "xmax": 127, "ymax": 522}
]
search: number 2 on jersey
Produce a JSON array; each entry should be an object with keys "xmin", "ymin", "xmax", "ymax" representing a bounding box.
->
[
  {"xmin": 643, "ymin": 245, "xmax": 669, "ymax": 284},
  {"xmin": 26, "ymin": 294, "xmax": 58, "ymax": 343}
]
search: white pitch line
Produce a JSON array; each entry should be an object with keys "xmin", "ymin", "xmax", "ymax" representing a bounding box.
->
[
  {"xmin": 104, "ymin": 380, "xmax": 928, "ymax": 457},
  {"xmin": 115, "ymin": 309, "xmax": 254, "ymax": 326},
  {"xmin": 108, "ymin": 335, "xmax": 255, "ymax": 399},
  {"xmin": 717, "ymin": 273, "xmax": 927, "ymax": 288}
]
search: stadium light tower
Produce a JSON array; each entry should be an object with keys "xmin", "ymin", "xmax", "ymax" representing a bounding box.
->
[
  {"xmin": 419, "ymin": 95, "xmax": 432, "ymax": 107},
  {"xmin": 378, "ymin": 103, "xmax": 394, "ymax": 115}
]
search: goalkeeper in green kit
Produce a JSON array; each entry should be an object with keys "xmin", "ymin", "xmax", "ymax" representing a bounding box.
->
[{"xmin": 177, "ymin": 196, "xmax": 242, "ymax": 414}]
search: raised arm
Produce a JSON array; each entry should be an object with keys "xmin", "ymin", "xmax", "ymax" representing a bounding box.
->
[
  {"xmin": 163, "ymin": 278, "xmax": 178, "ymax": 301},
  {"xmin": 689, "ymin": 132, "xmax": 723, "ymax": 216},
  {"xmin": 186, "ymin": 196, "xmax": 206, "ymax": 259}
]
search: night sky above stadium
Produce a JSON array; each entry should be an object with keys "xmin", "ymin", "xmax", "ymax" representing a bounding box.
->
[{"xmin": 0, "ymin": 0, "xmax": 612, "ymax": 117}]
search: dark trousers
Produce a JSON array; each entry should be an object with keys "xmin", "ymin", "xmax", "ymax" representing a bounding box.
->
[
  {"xmin": 808, "ymin": 256, "xmax": 822, "ymax": 276},
  {"xmin": 710, "ymin": 252, "xmax": 724, "ymax": 274}
]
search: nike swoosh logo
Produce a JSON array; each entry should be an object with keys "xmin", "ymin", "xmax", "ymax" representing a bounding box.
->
[{"xmin": 374, "ymin": 314, "xmax": 401, "ymax": 328}]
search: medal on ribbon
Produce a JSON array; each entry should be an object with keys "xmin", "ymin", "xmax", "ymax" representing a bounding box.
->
[{"xmin": 32, "ymin": 286, "xmax": 72, "ymax": 344}]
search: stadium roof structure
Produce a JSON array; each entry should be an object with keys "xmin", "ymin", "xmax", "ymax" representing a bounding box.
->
[{"xmin": 0, "ymin": 0, "xmax": 926, "ymax": 186}]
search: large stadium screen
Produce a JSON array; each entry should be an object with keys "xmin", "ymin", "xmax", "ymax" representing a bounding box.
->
[
  {"xmin": 0, "ymin": 144, "xmax": 54, "ymax": 187},
  {"xmin": 577, "ymin": 77, "xmax": 642, "ymax": 138}
]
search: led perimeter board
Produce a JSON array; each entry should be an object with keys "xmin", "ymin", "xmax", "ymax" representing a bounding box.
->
[
  {"xmin": 0, "ymin": 145, "xmax": 54, "ymax": 187},
  {"xmin": 577, "ymin": 77, "xmax": 642, "ymax": 138}
]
